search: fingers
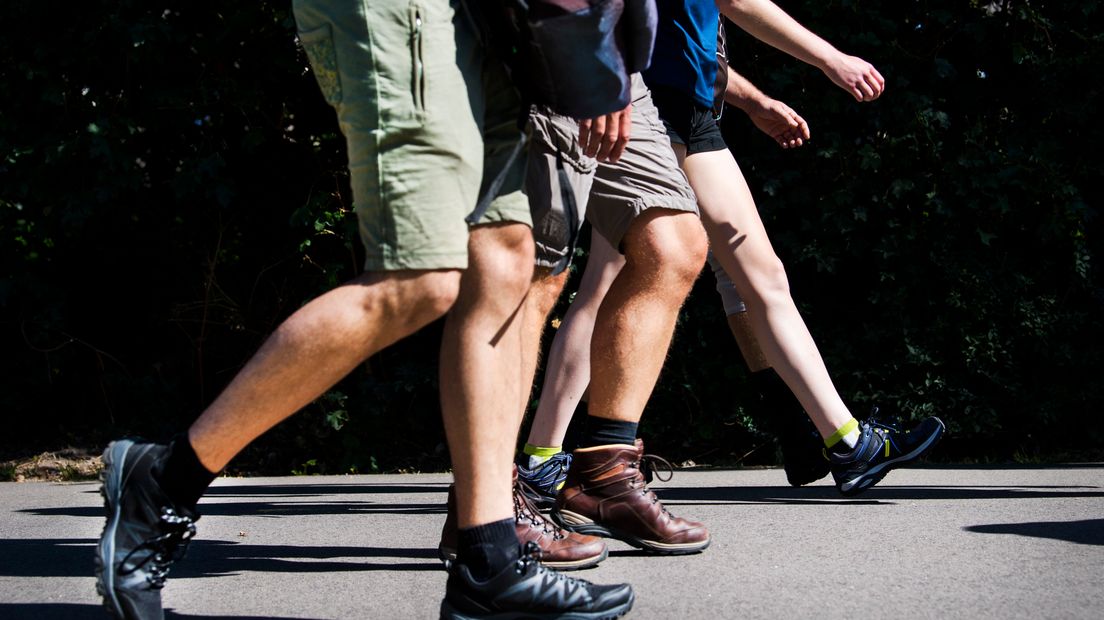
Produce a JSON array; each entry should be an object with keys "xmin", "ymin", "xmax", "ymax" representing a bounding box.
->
[
  {"xmin": 775, "ymin": 128, "xmax": 804, "ymax": 149},
  {"xmin": 794, "ymin": 112, "xmax": 810, "ymax": 141},
  {"xmin": 776, "ymin": 106, "xmax": 809, "ymax": 148},
  {"xmin": 580, "ymin": 105, "xmax": 632, "ymax": 162},
  {"xmin": 778, "ymin": 104, "xmax": 809, "ymax": 139},
  {"xmin": 866, "ymin": 67, "xmax": 886, "ymax": 100},
  {"xmin": 856, "ymin": 64, "xmax": 885, "ymax": 102},
  {"xmin": 606, "ymin": 108, "xmax": 631, "ymax": 163},
  {"xmin": 768, "ymin": 108, "xmax": 810, "ymax": 149},
  {"xmin": 578, "ymin": 118, "xmax": 592, "ymax": 151},
  {"xmin": 594, "ymin": 112, "xmax": 619, "ymax": 161},
  {"xmin": 580, "ymin": 117, "xmax": 605, "ymax": 159},
  {"xmin": 585, "ymin": 115, "xmax": 606, "ymax": 159},
  {"xmin": 832, "ymin": 55, "xmax": 887, "ymax": 102}
]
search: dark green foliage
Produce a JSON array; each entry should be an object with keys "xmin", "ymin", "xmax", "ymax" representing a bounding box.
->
[
  {"xmin": 2, "ymin": 1, "xmax": 1101, "ymax": 470},
  {"xmin": 649, "ymin": 0, "xmax": 1104, "ymax": 463}
]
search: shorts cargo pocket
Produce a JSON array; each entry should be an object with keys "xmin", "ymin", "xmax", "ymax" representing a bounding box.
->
[{"xmin": 299, "ymin": 23, "xmax": 342, "ymax": 106}]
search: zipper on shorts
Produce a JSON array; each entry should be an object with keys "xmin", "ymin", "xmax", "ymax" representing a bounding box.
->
[{"xmin": 411, "ymin": 7, "xmax": 425, "ymax": 114}]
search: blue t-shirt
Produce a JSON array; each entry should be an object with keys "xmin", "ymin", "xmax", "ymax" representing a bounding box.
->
[{"xmin": 642, "ymin": 0, "xmax": 720, "ymax": 108}]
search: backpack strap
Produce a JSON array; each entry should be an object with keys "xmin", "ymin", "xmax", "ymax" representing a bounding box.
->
[
  {"xmin": 550, "ymin": 149, "xmax": 581, "ymax": 276},
  {"xmin": 465, "ymin": 131, "xmax": 527, "ymax": 226}
]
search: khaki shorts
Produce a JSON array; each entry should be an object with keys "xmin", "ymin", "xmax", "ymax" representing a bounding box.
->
[
  {"xmin": 528, "ymin": 74, "xmax": 698, "ymax": 270},
  {"xmin": 293, "ymin": 0, "xmax": 530, "ymax": 271}
]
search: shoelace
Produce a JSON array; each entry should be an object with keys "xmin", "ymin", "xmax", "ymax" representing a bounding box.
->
[
  {"xmin": 528, "ymin": 452, "xmax": 573, "ymax": 490},
  {"xmin": 515, "ymin": 542, "xmax": 588, "ymax": 592},
  {"xmin": 630, "ymin": 453, "xmax": 675, "ymax": 513},
  {"xmin": 636, "ymin": 453, "xmax": 674, "ymax": 484},
  {"xmin": 118, "ymin": 507, "xmax": 197, "ymax": 588},
  {"xmin": 865, "ymin": 409, "xmax": 916, "ymax": 458},
  {"xmin": 547, "ymin": 452, "xmax": 573, "ymax": 473},
  {"xmin": 514, "ymin": 480, "xmax": 565, "ymax": 540},
  {"xmin": 868, "ymin": 419, "xmax": 908, "ymax": 435}
]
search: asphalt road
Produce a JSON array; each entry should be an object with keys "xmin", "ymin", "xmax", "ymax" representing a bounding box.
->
[{"xmin": 2, "ymin": 465, "xmax": 1102, "ymax": 619}]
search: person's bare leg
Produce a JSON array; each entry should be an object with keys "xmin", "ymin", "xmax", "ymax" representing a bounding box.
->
[
  {"xmin": 678, "ymin": 144, "xmax": 853, "ymax": 437},
  {"xmin": 588, "ymin": 209, "xmax": 708, "ymax": 423},
  {"xmin": 518, "ymin": 267, "xmax": 569, "ymax": 415},
  {"xmin": 440, "ymin": 222, "xmax": 536, "ymax": 528},
  {"xmin": 525, "ymin": 232, "xmax": 625, "ymax": 447},
  {"xmin": 554, "ymin": 210, "xmax": 711, "ymax": 555},
  {"xmin": 727, "ymin": 311, "xmax": 771, "ymax": 372},
  {"xmin": 187, "ymin": 269, "xmax": 461, "ymax": 472}
]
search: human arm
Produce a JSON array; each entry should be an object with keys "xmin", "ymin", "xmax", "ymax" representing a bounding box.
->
[
  {"xmin": 715, "ymin": 0, "xmax": 884, "ymax": 102},
  {"xmin": 578, "ymin": 103, "xmax": 632, "ymax": 163},
  {"xmin": 724, "ymin": 65, "xmax": 810, "ymax": 148}
]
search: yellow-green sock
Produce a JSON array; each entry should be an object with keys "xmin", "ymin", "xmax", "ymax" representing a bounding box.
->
[
  {"xmin": 522, "ymin": 443, "xmax": 562, "ymax": 468},
  {"xmin": 825, "ymin": 418, "xmax": 860, "ymax": 451}
]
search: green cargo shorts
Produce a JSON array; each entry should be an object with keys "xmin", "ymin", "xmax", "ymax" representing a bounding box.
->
[{"xmin": 293, "ymin": 0, "xmax": 530, "ymax": 271}]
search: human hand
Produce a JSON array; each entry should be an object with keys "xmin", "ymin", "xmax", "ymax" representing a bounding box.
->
[
  {"xmin": 578, "ymin": 103, "xmax": 632, "ymax": 163},
  {"xmin": 748, "ymin": 98, "xmax": 810, "ymax": 149},
  {"xmin": 822, "ymin": 53, "xmax": 885, "ymax": 102}
]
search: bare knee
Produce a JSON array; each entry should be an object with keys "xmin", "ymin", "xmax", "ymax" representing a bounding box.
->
[
  {"xmin": 707, "ymin": 229, "xmax": 792, "ymax": 312},
  {"xmin": 415, "ymin": 270, "xmax": 463, "ymax": 319},
  {"xmin": 469, "ymin": 223, "xmax": 536, "ymax": 299},
  {"xmin": 358, "ymin": 269, "xmax": 461, "ymax": 328},
  {"xmin": 624, "ymin": 211, "xmax": 708, "ymax": 287},
  {"xmin": 752, "ymin": 256, "xmax": 792, "ymax": 304}
]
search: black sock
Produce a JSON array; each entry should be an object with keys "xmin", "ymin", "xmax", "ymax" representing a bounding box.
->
[
  {"xmin": 457, "ymin": 517, "xmax": 519, "ymax": 581},
  {"xmin": 153, "ymin": 434, "xmax": 218, "ymax": 511},
  {"xmin": 580, "ymin": 415, "xmax": 638, "ymax": 448},
  {"xmin": 562, "ymin": 399, "xmax": 589, "ymax": 453}
]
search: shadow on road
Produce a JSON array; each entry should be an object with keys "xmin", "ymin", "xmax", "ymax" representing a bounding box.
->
[
  {"xmin": 20, "ymin": 500, "xmax": 448, "ymax": 519},
  {"xmin": 0, "ymin": 603, "xmax": 318, "ymax": 620},
  {"xmin": 655, "ymin": 484, "xmax": 1104, "ymax": 505},
  {"xmin": 204, "ymin": 482, "xmax": 450, "ymax": 498},
  {"xmin": 76, "ymin": 481, "xmax": 451, "ymax": 498},
  {"xmin": 0, "ymin": 538, "xmax": 443, "ymax": 578},
  {"xmin": 964, "ymin": 518, "xmax": 1104, "ymax": 546},
  {"xmin": 26, "ymin": 483, "xmax": 1104, "ymax": 518}
]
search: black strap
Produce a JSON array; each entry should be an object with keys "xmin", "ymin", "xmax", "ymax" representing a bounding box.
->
[
  {"xmin": 551, "ymin": 149, "xmax": 580, "ymax": 276},
  {"xmin": 466, "ymin": 132, "xmax": 526, "ymax": 226},
  {"xmin": 713, "ymin": 19, "xmax": 728, "ymax": 121}
]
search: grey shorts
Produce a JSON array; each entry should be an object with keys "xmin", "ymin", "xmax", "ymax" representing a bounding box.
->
[
  {"xmin": 527, "ymin": 74, "xmax": 699, "ymax": 271},
  {"xmin": 293, "ymin": 0, "xmax": 529, "ymax": 271}
]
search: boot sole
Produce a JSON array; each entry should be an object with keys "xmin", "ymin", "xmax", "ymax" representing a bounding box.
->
[
  {"xmin": 439, "ymin": 593, "xmax": 633, "ymax": 620},
  {"xmin": 550, "ymin": 510, "xmax": 711, "ymax": 555},
  {"xmin": 437, "ymin": 545, "xmax": 608, "ymax": 571},
  {"xmin": 95, "ymin": 439, "xmax": 135, "ymax": 619}
]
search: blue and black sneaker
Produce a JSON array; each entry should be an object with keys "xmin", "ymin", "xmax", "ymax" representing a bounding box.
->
[
  {"xmin": 516, "ymin": 452, "xmax": 572, "ymax": 510},
  {"xmin": 828, "ymin": 415, "xmax": 945, "ymax": 496},
  {"xmin": 95, "ymin": 439, "xmax": 198, "ymax": 620}
]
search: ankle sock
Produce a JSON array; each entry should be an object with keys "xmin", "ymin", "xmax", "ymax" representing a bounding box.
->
[
  {"xmin": 581, "ymin": 415, "xmax": 638, "ymax": 448},
  {"xmin": 522, "ymin": 444, "xmax": 563, "ymax": 468},
  {"xmin": 153, "ymin": 434, "xmax": 218, "ymax": 510},
  {"xmin": 825, "ymin": 418, "xmax": 860, "ymax": 453},
  {"xmin": 457, "ymin": 517, "xmax": 519, "ymax": 581}
]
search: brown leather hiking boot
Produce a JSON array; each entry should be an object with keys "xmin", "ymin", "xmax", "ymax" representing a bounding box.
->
[
  {"xmin": 438, "ymin": 468, "xmax": 608, "ymax": 570},
  {"xmin": 551, "ymin": 439, "xmax": 710, "ymax": 554}
]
